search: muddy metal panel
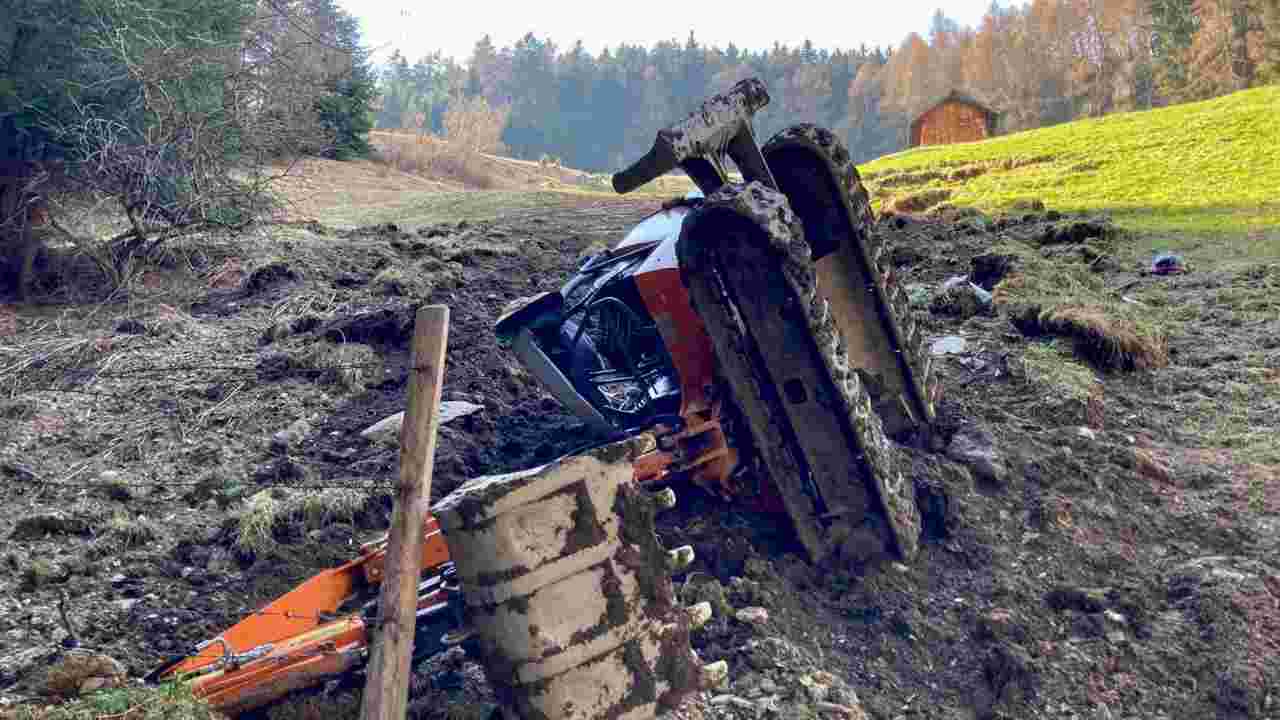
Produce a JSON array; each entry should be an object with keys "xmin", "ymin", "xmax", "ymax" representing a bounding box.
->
[{"xmin": 434, "ymin": 439, "xmax": 721, "ymax": 719}]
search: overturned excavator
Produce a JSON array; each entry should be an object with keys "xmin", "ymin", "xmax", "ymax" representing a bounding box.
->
[
  {"xmin": 496, "ymin": 77, "xmax": 940, "ymax": 566},
  {"xmin": 147, "ymin": 78, "xmax": 942, "ymax": 719}
]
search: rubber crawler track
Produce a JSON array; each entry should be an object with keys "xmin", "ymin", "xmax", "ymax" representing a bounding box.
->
[{"xmin": 678, "ymin": 181, "xmax": 921, "ymax": 563}]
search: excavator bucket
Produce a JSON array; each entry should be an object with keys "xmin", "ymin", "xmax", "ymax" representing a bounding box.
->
[{"xmin": 612, "ymin": 78, "xmax": 938, "ymax": 565}]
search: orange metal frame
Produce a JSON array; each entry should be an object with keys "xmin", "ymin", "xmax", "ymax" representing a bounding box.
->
[{"xmin": 164, "ymin": 515, "xmax": 451, "ymax": 681}]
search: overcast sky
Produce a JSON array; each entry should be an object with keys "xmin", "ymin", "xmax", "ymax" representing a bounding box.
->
[{"xmin": 336, "ymin": 0, "xmax": 996, "ymax": 66}]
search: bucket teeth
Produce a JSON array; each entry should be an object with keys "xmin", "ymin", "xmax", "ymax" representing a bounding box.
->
[
  {"xmin": 665, "ymin": 545, "xmax": 696, "ymax": 573},
  {"xmin": 687, "ymin": 601, "xmax": 713, "ymax": 629},
  {"xmin": 651, "ymin": 487, "xmax": 677, "ymax": 510},
  {"xmin": 700, "ymin": 660, "xmax": 730, "ymax": 689}
]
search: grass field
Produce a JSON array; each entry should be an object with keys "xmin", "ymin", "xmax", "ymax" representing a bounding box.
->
[{"xmin": 860, "ymin": 86, "xmax": 1280, "ymax": 265}]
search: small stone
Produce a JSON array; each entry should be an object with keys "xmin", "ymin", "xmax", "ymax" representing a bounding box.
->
[
  {"xmin": 1076, "ymin": 426, "xmax": 1097, "ymax": 441},
  {"xmin": 271, "ymin": 418, "xmax": 312, "ymax": 451},
  {"xmin": 930, "ymin": 335, "xmax": 968, "ymax": 356},
  {"xmin": 108, "ymin": 574, "xmax": 127, "ymax": 585},
  {"xmin": 114, "ymin": 599, "xmax": 141, "ymax": 613},
  {"xmin": 359, "ymin": 401, "xmax": 484, "ymax": 442},
  {"xmin": 945, "ymin": 426, "xmax": 1009, "ymax": 487},
  {"xmin": 735, "ymin": 607, "xmax": 769, "ymax": 625}
]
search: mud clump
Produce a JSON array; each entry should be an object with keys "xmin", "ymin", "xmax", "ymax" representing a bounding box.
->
[
  {"xmin": 888, "ymin": 188, "xmax": 952, "ymax": 214},
  {"xmin": 10, "ymin": 513, "xmax": 93, "ymax": 540},
  {"xmin": 320, "ymin": 305, "xmax": 415, "ymax": 347},
  {"xmin": 245, "ymin": 261, "xmax": 300, "ymax": 293},
  {"xmin": 1012, "ymin": 305, "xmax": 1169, "ymax": 371},
  {"xmin": 970, "ymin": 252, "xmax": 1019, "ymax": 290}
]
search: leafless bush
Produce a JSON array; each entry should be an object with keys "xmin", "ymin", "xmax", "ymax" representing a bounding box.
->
[
  {"xmin": 4, "ymin": 0, "xmax": 364, "ymax": 298},
  {"xmin": 371, "ymin": 96, "xmax": 511, "ymax": 188},
  {"xmin": 442, "ymin": 96, "xmax": 509, "ymax": 155}
]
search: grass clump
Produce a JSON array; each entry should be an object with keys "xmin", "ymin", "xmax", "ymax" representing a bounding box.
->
[
  {"xmin": 235, "ymin": 488, "xmax": 372, "ymax": 555},
  {"xmin": 5, "ymin": 683, "xmax": 220, "ymax": 720},
  {"xmin": 294, "ymin": 341, "xmax": 383, "ymax": 393},
  {"xmin": 104, "ymin": 511, "xmax": 159, "ymax": 549},
  {"xmin": 1019, "ymin": 341, "xmax": 1105, "ymax": 428},
  {"xmin": 992, "ymin": 238, "xmax": 1168, "ymax": 371},
  {"xmin": 236, "ymin": 489, "xmax": 282, "ymax": 555}
]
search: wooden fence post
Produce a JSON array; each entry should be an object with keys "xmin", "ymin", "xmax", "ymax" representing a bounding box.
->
[{"xmin": 360, "ymin": 305, "xmax": 450, "ymax": 720}]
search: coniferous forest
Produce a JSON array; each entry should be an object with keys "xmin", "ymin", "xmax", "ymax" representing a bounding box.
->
[{"xmin": 375, "ymin": 0, "xmax": 1280, "ymax": 169}]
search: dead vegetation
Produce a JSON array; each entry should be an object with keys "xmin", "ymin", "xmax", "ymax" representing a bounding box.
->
[
  {"xmin": 988, "ymin": 224, "xmax": 1169, "ymax": 371},
  {"xmin": 372, "ymin": 97, "xmax": 511, "ymax": 189}
]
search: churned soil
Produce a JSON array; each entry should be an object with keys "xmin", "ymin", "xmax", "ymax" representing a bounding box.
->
[{"xmin": 1, "ymin": 194, "xmax": 1276, "ymax": 720}]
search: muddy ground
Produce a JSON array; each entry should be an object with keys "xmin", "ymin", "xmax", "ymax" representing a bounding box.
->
[{"xmin": 1, "ymin": 192, "xmax": 1277, "ymax": 720}]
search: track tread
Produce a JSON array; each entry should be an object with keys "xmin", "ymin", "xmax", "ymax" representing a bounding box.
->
[{"xmin": 678, "ymin": 182, "xmax": 921, "ymax": 562}]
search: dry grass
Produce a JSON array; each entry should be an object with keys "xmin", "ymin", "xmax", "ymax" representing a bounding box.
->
[
  {"xmin": 1027, "ymin": 305, "xmax": 1170, "ymax": 371},
  {"xmin": 3, "ymin": 684, "xmax": 220, "ymax": 720},
  {"xmin": 235, "ymin": 487, "xmax": 373, "ymax": 556},
  {"xmin": 374, "ymin": 137, "xmax": 502, "ymax": 190},
  {"xmin": 887, "ymin": 188, "xmax": 952, "ymax": 214},
  {"xmin": 991, "ymin": 240, "xmax": 1168, "ymax": 372}
]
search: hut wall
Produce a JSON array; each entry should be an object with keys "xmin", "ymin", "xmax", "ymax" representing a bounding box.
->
[{"xmin": 911, "ymin": 101, "xmax": 991, "ymax": 147}]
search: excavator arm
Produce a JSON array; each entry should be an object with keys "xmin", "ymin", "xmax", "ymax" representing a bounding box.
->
[{"xmin": 149, "ymin": 511, "xmax": 459, "ymax": 716}]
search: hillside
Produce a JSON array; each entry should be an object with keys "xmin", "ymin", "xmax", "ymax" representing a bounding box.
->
[
  {"xmin": 2, "ymin": 90, "xmax": 1278, "ymax": 720},
  {"xmin": 862, "ymin": 86, "xmax": 1280, "ymax": 248}
]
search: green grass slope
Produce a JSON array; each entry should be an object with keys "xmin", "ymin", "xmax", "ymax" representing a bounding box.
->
[{"xmin": 860, "ymin": 86, "xmax": 1280, "ymax": 261}]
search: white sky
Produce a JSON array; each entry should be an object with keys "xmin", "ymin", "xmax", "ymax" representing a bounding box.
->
[{"xmin": 337, "ymin": 0, "xmax": 996, "ymax": 66}]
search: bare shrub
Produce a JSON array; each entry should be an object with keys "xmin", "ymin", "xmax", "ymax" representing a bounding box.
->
[
  {"xmin": 372, "ymin": 96, "xmax": 511, "ymax": 188},
  {"xmin": 442, "ymin": 95, "xmax": 509, "ymax": 155}
]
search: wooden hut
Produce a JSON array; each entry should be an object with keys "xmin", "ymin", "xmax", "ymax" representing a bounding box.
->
[{"xmin": 908, "ymin": 91, "xmax": 1000, "ymax": 148}]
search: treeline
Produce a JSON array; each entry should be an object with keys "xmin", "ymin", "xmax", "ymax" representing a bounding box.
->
[
  {"xmin": 376, "ymin": 0, "xmax": 1280, "ymax": 170},
  {"xmin": 2, "ymin": 0, "xmax": 376, "ymax": 297}
]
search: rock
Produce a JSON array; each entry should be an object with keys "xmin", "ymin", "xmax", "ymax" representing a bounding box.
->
[
  {"xmin": 37, "ymin": 650, "xmax": 126, "ymax": 698},
  {"xmin": 945, "ymin": 426, "xmax": 1009, "ymax": 488},
  {"xmin": 271, "ymin": 418, "xmax": 313, "ymax": 452},
  {"xmin": 115, "ymin": 599, "xmax": 141, "ymax": 613},
  {"xmin": 735, "ymin": 607, "xmax": 770, "ymax": 625},
  {"xmin": 207, "ymin": 547, "xmax": 237, "ymax": 574},
  {"xmin": 930, "ymin": 335, "xmax": 968, "ymax": 356},
  {"xmin": 360, "ymin": 401, "xmax": 484, "ymax": 442},
  {"xmin": 1075, "ymin": 426, "xmax": 1097, "ymax": 441},
  {"xmin": 930, "ymin": 276, "xmax": 993, "ymax": 319}
]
